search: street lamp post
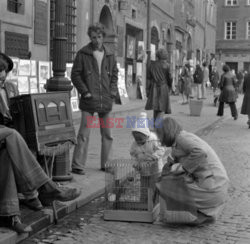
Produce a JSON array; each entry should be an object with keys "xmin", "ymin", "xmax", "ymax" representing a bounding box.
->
[
  {"xmin": 45, "ymin": 0, "xmax": 73, "ymax": 181},
  {"xmin": 146, "ymin": 0, "xmax": 151, "ymax": 70},
  {"xmin": 46, "ymin": 0, "xmax": 72, "ymax": 92}
]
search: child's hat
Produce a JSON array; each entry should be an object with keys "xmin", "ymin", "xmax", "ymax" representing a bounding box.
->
[{"xmin": 132, "ymin": 112, "xmax": 151, "ymax": 136}]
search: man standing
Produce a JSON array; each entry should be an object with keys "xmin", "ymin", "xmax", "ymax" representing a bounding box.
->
[
  {"xmin": 71, "ymin": 23, "xmax": 118, "ymax": 175},
  {"xmin": 202, "ymin": 62, "xmax": 209, "ymax": 99}
]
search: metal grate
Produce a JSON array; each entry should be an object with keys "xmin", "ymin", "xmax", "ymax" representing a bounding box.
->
[
  {"xmin": 105, "ymin": 159, "xmax": 159, "ymax": 212},
  {"xmin": 5, "ymin": 31, "xmax": 29, "ymax": 59},
  {"xmin": 7, "ymin": 0, "xmax": 24, "ymax": 14},
  {"xmin": 50, "ymin": 0, "xmax": 77, "ymax": 63}
]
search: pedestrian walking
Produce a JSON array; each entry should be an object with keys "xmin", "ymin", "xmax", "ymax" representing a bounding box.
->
[
  {"xmin": 71, "ymin": 23, "xmax": 118, "ymax": 174},
  {"xmin": 236, "ymin": 70, "xmax": 244, "ymax": 94},
  {"xmin": 217, "ymin": 64, "xmax": 238, "ymax": 120},
  {"xmin": 210, "ymin": 66, "xmax": 220, "ymax": 106},
  {"xmin": 155, "ymin": 117, "xmax": 229, "ymax": 225},
  {"xmin": 202, "ymin": 62, "xmax": 209, "ymax": 99},
  {"xmin": 145, "ymin": 48, "xmax": 172, "ymax": 123},
  {"xmin": 193, "ymin": 64, "xmax": 203, "ymax": 99},
  {"xmin": 240, "ymin": 68, "xmax": 250, "ymax": 128},
  {"xmin": 179, "ymin": 63, "xmax": 192, "ymax": 104}
]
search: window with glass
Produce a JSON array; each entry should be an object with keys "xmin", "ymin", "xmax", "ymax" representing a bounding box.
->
[
  {"xmin": 50, "ymin": 0, "xmax": 77, "ymax": 63},
  {"xmin": 247, "ymin": 21, "xmax": 250, "ymax": 39},
  {"xmin": 7, "ymin": 0, "xmax": 24, "ymax": 14},
  {"xmin": 247, "ymin": 0, "xmax": 250, "ymax": 5},
  {"xmin": 225, "ymin": 0, "xmax": 238, "ymax": 6},
  {"xmin": 225, "ymin": 21, "xmax": 236, "ymax": 40}
]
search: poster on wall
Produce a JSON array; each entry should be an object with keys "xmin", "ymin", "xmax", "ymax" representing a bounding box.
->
[
  {"xmin": 19, "ymin": 59, "xmax": 31, "ymax": 76},
  {"xmin": 30, "ymin": 60, "xmax": 37, "ymax": 76},
  {"xmin": 71, "ymin": 99, "xmax": 79, "ymax": 112},
  {"xmin": 38, "ymin": 61, "xmax": 50, "ymax": 84},
  {"xmin": 65, "ymin": 63, "xmax": 73, "ymax": 79},
  {"xmin": 18, "ymin": 76, "xmax": 29, "ymax": 94},
  {"xmin": 136, "ymin": 62, "xmax": 146, "ymax": 100},
  {"xmin": 29, "ymin": 77, "xmax": 38, "ymax": 93},
  {"xmin": 8, "ymin": 57, "xmax": 19, "ymax": 80},
  {"xmin": 127, "ymin": 65, "xmax": 133, "ymax": 88},
  {"xmin": 150, "ymin": 44, "xmax": 156, "ymax": 61},
  {"xmin": 127, "ymin": 35, "xmax": 136, "ymax": 59},
  {"xmin": 137, "ymin": 41, "xmax": 145, "ymax": 61},
  {"xmin": 117, "ymin": 63, "xmax": 129, "ymax": 104}
]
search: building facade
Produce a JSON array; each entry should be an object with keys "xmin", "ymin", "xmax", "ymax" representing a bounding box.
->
[{"xmin": 216, "ymin": 0, "xmax": 250, "ymax": 74}]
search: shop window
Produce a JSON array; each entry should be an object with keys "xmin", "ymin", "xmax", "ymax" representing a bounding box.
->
[
  {"xmin": 5, "ymin": 31, "xmax": 29, "ymax": 59},
  {"xmin": 50, "ymin": 0, "xmax": 77, "ymax": 62},
  {"xmin": 7, "ymin": 0, "xmax": 24, "ymax": 14}
]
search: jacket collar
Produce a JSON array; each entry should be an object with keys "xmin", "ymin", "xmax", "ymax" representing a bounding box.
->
[{"xmin": 80, "ymin": 42, "xmax": 113, "ymax": 56}]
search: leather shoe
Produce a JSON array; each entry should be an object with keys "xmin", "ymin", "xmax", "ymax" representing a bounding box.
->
[
  {"xmin": 20, "ymin": 198, "xmax": 43, "ymax": 211},
  {"xmin": 6, "ymin": 215, "xmax": 32, "ymax": 234},
  {"xmin": 72, "ymin": 168, "xmax": 85, "ymax": 175},
  {"xmin": 39, "ymin": 187, "xmax": 81, "ymax": 206},
  {"xmin": 234, "ymin": 115, "xmax": 238, "ymax": 120}
]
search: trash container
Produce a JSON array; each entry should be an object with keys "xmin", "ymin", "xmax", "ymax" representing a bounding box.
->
[{"xmin": 189, "ymin": 99, "xmax": 203, "ymax": 116}]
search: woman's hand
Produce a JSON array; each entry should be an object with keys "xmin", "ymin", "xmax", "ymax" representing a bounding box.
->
[{"xmin": 170, "ymin": 163, "xmax": 185, "ymax": 175}]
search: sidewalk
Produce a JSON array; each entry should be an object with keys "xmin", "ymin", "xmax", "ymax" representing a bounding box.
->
[{"xmin": 0, "ymin": 91, "xmax": 244, "ymax": 244}]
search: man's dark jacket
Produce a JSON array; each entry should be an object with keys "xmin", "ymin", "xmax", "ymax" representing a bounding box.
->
[{"xmin": 71, "ymin": 43, "xmax": 118, "ymax": 113}]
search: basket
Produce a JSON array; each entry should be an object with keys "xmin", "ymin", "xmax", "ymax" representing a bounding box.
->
[{"xmin": 189, "ymin": 99, "xmax": 203, "ymax": 116}]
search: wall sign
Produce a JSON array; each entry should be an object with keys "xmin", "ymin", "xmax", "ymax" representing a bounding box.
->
[{"xmin": 34, "ymin": 0, "xmax": 48, "ymax": 45}]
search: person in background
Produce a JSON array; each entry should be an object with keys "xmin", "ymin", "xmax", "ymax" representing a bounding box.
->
[
  {"xmin": 210, "ymin": 66, "xmax": 220, "ymax": 106},
  {"xmin": 155, "ymin": 117, "xmax": 229, "ymax": 225},
  {"xmin": 240, "ymin": 67, "xmax": 250, "ymax": 128},
  {"xmin": 193, "ymin": 64, "xmax": 203, "ymax": 100},
  {"xmin": 217, "ymin": 64, "xmax": 238, "ymax": 120},
  {"xmin": 130, "ymin": 112, "xmax": 166, "ymax": 173},
  {"xmin": 202, "ymin": 62, "xmax": 209, "ymax": 99},
  {"xmin": 0, "ymin": 53, "xmax": 81, "ymax": 234},
  {"xmin": 71, "ymin": 23, "xmax": 118, "ymax": 174},
  {"xmin": 145, "ymin": 48, "xmax": 172, "ymax": 124},
  {"xmin": 236, "ymin": 70, "xmax": 244, "ymax": 94},
  {"xmin": 180, "ymin": 63, "xmax": 192, "ymax": 104}
]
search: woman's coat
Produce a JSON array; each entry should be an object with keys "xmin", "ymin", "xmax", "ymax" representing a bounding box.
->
[
  {"xmin": 241, "ymin": 73, "xmax": 250, "ymax": 115},
  {"xmin": 145, "ymin": 60, "xmax": 172, "ymax": 113}
]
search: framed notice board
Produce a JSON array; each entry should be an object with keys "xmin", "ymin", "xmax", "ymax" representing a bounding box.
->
[{"xmin": 34, "ymin": 0, "xmax": 48, "ymax": 45}]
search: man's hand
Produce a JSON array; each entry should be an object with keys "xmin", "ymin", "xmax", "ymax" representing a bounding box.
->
[{"xmin": 84, "ymin": 92, "xmax": 92, "ymax": 99}]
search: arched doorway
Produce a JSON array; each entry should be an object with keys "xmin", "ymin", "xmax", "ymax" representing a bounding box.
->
[{"xmin": 99, "ymin": 6, "xmax": 116, "ymax": 53}]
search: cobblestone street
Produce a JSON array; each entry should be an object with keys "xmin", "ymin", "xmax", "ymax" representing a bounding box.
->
[{"xmin": 21, "ymin": 95, "xmax": 250, "ymax": 244}]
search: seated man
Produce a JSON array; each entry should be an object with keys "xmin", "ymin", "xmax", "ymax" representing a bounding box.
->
[{"xmin": 0, "ymin": 53, "xmax": 81, "ymax": 233}]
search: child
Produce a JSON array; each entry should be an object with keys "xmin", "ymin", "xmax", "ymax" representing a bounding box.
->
[{"xmin": 130, "ymin": 112, "xmax": 166, "ymax": 173}]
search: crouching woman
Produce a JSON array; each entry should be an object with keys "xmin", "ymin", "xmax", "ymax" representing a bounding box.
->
[{"xmin": 155, "ymin": 117, "xmax": 229, "ymax": 225}]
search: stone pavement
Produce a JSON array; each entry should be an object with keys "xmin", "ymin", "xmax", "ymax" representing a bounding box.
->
[{"xmin": 0, "ymin": 90, "xmax": 244, "ymax": 244}]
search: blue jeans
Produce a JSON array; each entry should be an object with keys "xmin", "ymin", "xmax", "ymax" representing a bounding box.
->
[
  {"xmin": 71, "ymin": 111, "xmax": 113, "ymax": 171},
  {"xmin": 0, "ymin": 126, "xmax": 49, "ymax": 216}
]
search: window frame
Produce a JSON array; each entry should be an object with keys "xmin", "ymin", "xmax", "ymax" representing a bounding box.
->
[
  {"xmin": 247, "ymin": 0, "xmax": 250, "ymax": 5},
  {"xmin": 224, "ymin": 21, "xmax": 237, "ymax": 40},
  {"xmin": 7, "ymin": 0, "xmax": 24, "ymax": 14},
  {"xmin": 247, "ymin": 21, "xmax": 250, "ymax": 39},
  {"xmin": 225, "ymin": 0, "xmax": 238, "ymax": 6}
]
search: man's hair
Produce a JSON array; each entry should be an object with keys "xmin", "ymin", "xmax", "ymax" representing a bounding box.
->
[
  {"xmin": 87, "ymin": 23, "xmax": 106, "ymax": 37},
  {"xmin": 222, "ymin": 64, "xmax": 230, "ymax": 73},
  {"xmin": 202, "ymin": 62, "xmax": 207, "ymax": 67}
]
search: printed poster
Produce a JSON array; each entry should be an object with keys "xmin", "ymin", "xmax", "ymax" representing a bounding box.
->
[{"xmin": 117, "ymin": 63, "xmax": 129, "ymax": 104}]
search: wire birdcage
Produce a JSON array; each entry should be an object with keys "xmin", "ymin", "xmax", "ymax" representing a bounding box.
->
[{"xmin": 104, "ymin": 158, "xmax": 160, "ymax": 223}]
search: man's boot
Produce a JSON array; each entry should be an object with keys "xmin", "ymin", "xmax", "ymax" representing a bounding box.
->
[{"xmin": 38, "ymin": 180, "xmax": 81, "ymax": 206}]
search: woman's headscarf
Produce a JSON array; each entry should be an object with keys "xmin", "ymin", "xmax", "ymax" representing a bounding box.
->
[{"xmin": 156, "ymin": 117, "xmax": 182, "ymax": 147}]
